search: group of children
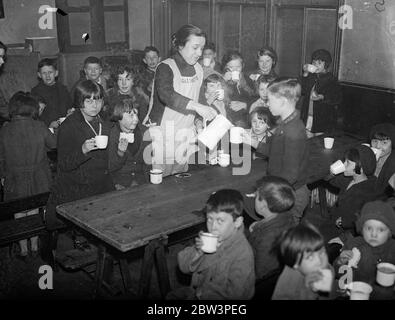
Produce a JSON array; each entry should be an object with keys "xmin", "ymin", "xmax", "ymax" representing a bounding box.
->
[{"xmin": 1, "ymin": 36, "xmax": 395, "ymax": 300}]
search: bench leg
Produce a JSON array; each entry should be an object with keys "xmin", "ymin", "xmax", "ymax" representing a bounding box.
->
[
  {"xmin": 93, "ymin": 244, "xmax": 106, "ymax": 298},
  {"xmin": 154, "ymin": 240, "xmax": 171, "ymax": 298},
  {"xmin": 138, "ymin": 241, "xmax": 156, "ymax": 298}
]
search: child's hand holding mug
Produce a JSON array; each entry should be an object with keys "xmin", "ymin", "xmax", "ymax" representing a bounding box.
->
[
  {"xmin": 82, "ymin": 138, "xmax": 98, "ymax": 154},
  {"xmin": 304, "ymin": 270, "xmax": 324, "ymax": 290},
  {"xmin": 206, "ymin": 90, "xmax": 220, "ymax": 105},
  {"xmin": 223, "ymin": 70, "xmax": 233, "ymax": 82},
  {"xmin": 337, "ymin": 249, "xmax": 353, "ymax": 265}
]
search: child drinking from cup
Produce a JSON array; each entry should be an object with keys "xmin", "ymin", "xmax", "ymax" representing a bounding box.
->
[
  {"xmin": 108, "ymin": 99, "xmax": 151, "ymax": 190},
  {"xmin": 242, "ymin": 107, "xmax": 276, "ymax": 159},
  {"xmin": 247, "ymin": 176, "xmax": 296, "ymax": 281},
  {"xmin": 0, "ymin": 92, "xmax": 56, "ymax": 259},
  {"xmin": 272, "ymin": 223, "xmax": 335, "ymax": 300},
  {"xmin": 334, "ymin": 200, "xmax": 395, "ymax": 285},
  {"xmin": 168, "ymin": 189, "xmax": 255, "ymax": 300},
  {"xmin": 300, "ymin": 49, "xmax": 342, "ymax": 138},
  {"xmin": 200, "ymin": 42, "xmax": 222, "ymax": 79}
]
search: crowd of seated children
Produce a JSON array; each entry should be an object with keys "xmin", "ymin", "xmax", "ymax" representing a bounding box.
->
[
  {"xmin": 242, "ymin": 107, "xmax": 276, "ymax": 159},
  {"xmin": 0, "ymin": 92, "xmax": 56, "ymax": 259},
  {"xmin": 272, "ymin": 222, "xmax": 335, "ymax": 300},
  {"xmin": 334, "ymin": 200, "xmax": 395, "ymax": 285},
  {"xmin": 247, "ymin": 46, "xmax": 278, "ymax": 90},
  {"xmin": 31, "ymin": 58, "xmax": 72, "ymax": 129},
  {"xmin": 300, "ymin": 49, "xmax": 342, "ymax": 138},
  {"xmin": 247, "ymin": 176, "xmax": 296, "ymax": 281},
  {"xmin": 139, "ymin": 46, "xmax": 161, "ymax": 97},
  {"xmin": 168, "ymin": 189, "xmax": 255, "ymax": 300},
  {"xmin": 327, "ymin": 145, "xmax": 378, "ymax": 234},
  {"xmin": 107, "ymin": 65, "xmax": 149, "ymax": 122},
  {"xmin": 108, "ymin": 99, "xmax": 151, "ymax": 190},
  {"xmin": 200, "ymin": 42, "xmax": 222, "ymax": 80},
  {"xmin": 369, "ymin": 123, "xmax": 395, "ymax": 198}
]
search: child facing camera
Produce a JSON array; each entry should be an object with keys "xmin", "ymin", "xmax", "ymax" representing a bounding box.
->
[
  {"xmin": 168, "ymin": 189, "xmax": 255, "ymax": 300},
  {"xmin": 334, "ymin": 200, "xmax": 395, "ymax": 284},
  {"xmin": 272, "ymin": 223, "xmax": 335, "ymax": 300},
  {"xmin": 249, "ymin": 74, "xmax": 277, "ymax": 114}
]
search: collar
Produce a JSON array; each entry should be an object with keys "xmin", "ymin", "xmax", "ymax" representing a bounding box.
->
[
  {"xmin": 280, "ymin": 110, "xmax": 299, "ymax": 125},
  {"xmin": 173, "ymin": 52, "xmax": 191, "ymax": 70}
]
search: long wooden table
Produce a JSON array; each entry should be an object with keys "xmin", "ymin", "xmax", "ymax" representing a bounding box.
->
[{"xmin": 56, "ymin": 133, "xmax": 364, "ymax": 298}]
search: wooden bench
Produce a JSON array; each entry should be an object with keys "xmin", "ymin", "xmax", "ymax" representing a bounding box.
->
[{"xmin": 0, "ymin": 192, "xmax": 50, "ymax": 250}]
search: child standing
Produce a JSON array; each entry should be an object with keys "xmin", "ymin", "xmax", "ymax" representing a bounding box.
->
[
  {"xmin": 300, "ymin": 49, "xmax": 342, "ymax": 137},
  {"xmin": 168, "ymin": 189, "xmax": 255, "ymax": 300},
  {"xmin": 334, "ymin": 200, "xmax": 395, "ymax": 284},
  {"xmin": 108, "ymin": 99, "xmax": 151, "ymax": 190},
  {"xmin": 272, "ymin": 223, "xmax": 335, "ymax": 300},
  {"xmin": 247, "ymin": 176, "xmax": 296, "ymax": 280},
  {"xmin": 257, "ymin": 78, "xmax": 310, "ymax": 224},
  {"xmin": 140, "ymin": 46, "xmax": 161, "ymax": 96},
  {"xmin": 0, "ymin": 92, "xmax": 56, "ymax": 258},
  {"xmin": 31, "ymin": 58, "xmax": 72, "ymax": 128},
  {"xmin": 200, "ymin": 42, "xmax": 222, "ymax": 79}
]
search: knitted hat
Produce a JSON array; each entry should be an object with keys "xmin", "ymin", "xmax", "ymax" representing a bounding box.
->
[
  {"xmin": 369, "ymin": 123, "xmax": 395, "ymax": 148},
  {"xmin": 355, "ymin": 145, "xmax": 376, "ymax": 176},
  {"xmin": 356, "ymin": 200, "xmax": 395, "ymax": 235}
]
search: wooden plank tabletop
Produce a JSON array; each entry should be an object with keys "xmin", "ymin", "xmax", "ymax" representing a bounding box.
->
[{"xmin": 56, "ymin": 134, "xmax": 363, "ymax": 253}]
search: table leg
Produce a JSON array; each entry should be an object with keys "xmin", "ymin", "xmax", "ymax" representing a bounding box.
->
[
  {"xmin": 138, "ymin": 241, "xmax": 156, "ymax": 298},
  {"xmin": 154, "ymin": 239, "xmax": 171, "ymax": 298},
  {"xmin": 119, "ymin": 257, "xmax": 133, "ymax": 293},
  {"xmin": 93, "ymin": 244, "xmax": 106, "ymax": 298}
]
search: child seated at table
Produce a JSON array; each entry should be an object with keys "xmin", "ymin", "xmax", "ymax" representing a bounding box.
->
[
  {"xmin": 247, "ymin": 176, "xmax": 296, "ymax": 281},
  {"xmin": 108, "ymin": 99, "xmax": 151, "ymax": 190},
  {"xmin": 31, "ymin": 58, "xmax": 72, "ymax": 128},
  {"xmin": 369, "ymin": 123, "xmax": 395, "ymax": 198},
  {"xmin": 0, "ymin": 92, "xmax": 56, "ymax": 259},
  {"xmin": 256, "ymin": 77, "xmax": 310, "ymax": 224},
  {"xmin": 168, "ymin": 189, "xmax": 255, "ymax": 300},
  {"xmin": 242, "ymin": 107, "xmax": 276, "ymax": 159},
  {"xmin": 249, "ymin": 74, "xmax": 276, "ymax": 114},
  {"xmin": 334, "ymin": 200, "xmax": 395, "ymax": 285},
  {"xmin": 328, "ymin": 145, "xmax": 378, "ymax": 233},
  {"xmin": 272, "ymin": 223, "xmax": 335, "ymax": 300}
]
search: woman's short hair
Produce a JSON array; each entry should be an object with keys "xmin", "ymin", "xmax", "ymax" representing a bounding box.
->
[
  {"xmin": 221, "ymin": 50, "xmax": 244, "ymax": 72},
  {"xmin": 257, "ymin": 46, "xmax": 278, "ymax": 67},
  {"xmin": 275, "ymin": 222, "xmax": 325, "ymax": 268},
  {"xmin": 109, "ymin": 99, "xmax": 138, "ymax": 122},
  {"xmin": 311, "ymin": 49, "xmax": 332, "ymax": 69},
  {"xmin": 8, "ymin": 91, "xmax": 39, "ymax": 119},
  {"xmin": 74, "ymin": 80, "xmax": 104, "ymax": 109},
  {"xmin": 249, "ymin": 107, "xmax": 276, "ymax": 129},
  {"xmin": 205, "ymin": 189, "xmax": 244, "ymax": 221},
  {"xmin": 171, "ymin": 24, "xmax": 206, "ymax": 50}
]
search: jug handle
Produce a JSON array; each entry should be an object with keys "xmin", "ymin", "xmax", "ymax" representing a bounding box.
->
[{"xmin": 203, "ymin": 118, "xmax": 208, "ymax": 128}]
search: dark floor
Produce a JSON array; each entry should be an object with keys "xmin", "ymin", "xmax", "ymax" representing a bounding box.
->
[{"xmin": 0, "ymin": 201, "xmax": 336, "ymax": 300}]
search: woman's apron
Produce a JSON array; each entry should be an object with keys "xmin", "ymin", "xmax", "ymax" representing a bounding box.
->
[{"xmin": 151, "ymin": 58, "xmax": 203, "ymax": 177}]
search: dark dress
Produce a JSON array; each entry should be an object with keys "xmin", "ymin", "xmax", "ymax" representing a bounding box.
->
[
  {"xmin": 376, "ymin": 152, "xmax": 395, "ymax": 198},
  {"xmin": 46, "ymin": 109, "xmax": 114, "ymax": 229},
  {"xmin": 300, "ymin": 72, "xmax": 342, "ymax": 133},
  {"xmin": 108, "ymin": 123, "xmax": 151, "ymax": 187},
  {"xmin": 31, "ymin": 82, "xmax": 72, "ymax": 127},
  {"xmin": 0, "ymin": 117, "xmax": 56, "ymax": 200}
]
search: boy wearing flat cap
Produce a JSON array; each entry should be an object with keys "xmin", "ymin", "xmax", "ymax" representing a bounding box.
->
[{"xmin": 335, "ymin": 200, "xmax": 395, "ymax": 284}]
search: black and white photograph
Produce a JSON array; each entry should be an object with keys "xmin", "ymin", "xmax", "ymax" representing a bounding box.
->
[{"xmin": 0, "ymin": 0, "xmax": 394, "ymax": 306}]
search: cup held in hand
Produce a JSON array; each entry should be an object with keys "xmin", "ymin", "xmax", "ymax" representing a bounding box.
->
[
  {"xmin": 231, "ymin": 70, "xmax": 240, "ymax": 81},
  {"xmin": 216, "ymin": 89, "xmax": 225, "ymax": 101},
  {"xmin": 120, "ymin": 132, "xmax": 134, "ymax": 143},
  {"xmin": 95, "ymin": 135, "xmax": 108, "ymax": 149},
  {"xmin": 347, "ymin": 282, "xmax": 372, "ymax": 300},
  {"xmin": 324, "ymin": 137, "xmax": 334, "ymax": 149},
  {"xmin": 312, "ymin": 269, "xmax": 333, "ymax": 292},
  {"xmin": 307, "ymin": 64, "xmax": 318, "ymax": 73},
  {"xmin": 150, "ymin": 169, "xmax": 163, "ymax": 184},
  {"xmin": 376, "ymin": 262, "xmax": 395, "ymax": 287},
  {"xmin": 200, "ymin": 232, "xmax": 219, "ymax": 253},
  {"xmin": 203, "ymin": 57, "xmax": 211, "ymax": 67},
  {"xmin": 330, "ymin": 160, "xmax": 346, "ymax": 175},
  {"xmin": 230, "ymin": 127, "xmax": 244, "ymax": 144}
]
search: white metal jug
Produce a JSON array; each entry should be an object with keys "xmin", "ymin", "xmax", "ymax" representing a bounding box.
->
[{"xmin": 198, "ymin": 115, "xmax": 233, "ymax": 150}]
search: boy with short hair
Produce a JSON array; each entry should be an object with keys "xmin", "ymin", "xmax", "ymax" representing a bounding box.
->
[
  {"xmin": 139, "ymin": 46, "xmax": 161, "ymax": 96},
  {"xmin": 247, "ymin": 176, "xmax": 297, "ymax": 280},
  {"xmin": 169, "ymin": 189, "xmax": 255, "ymax": 300},
  {"xmin": 256, "ymin": 77, "xmax": 310, "ymax": 223},
  {"xmin": 200, "ymin": 42, "xmax": 222, "ymax": 79},
  {"xmin": 31, "ymin": 58, "xmax": 72, "ymax": 128}
]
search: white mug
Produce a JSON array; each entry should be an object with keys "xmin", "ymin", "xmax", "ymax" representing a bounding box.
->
[
  {"xmin": 120, "ymin": 132, "xmax": 135, "ymax": 143},
  {"xmin": 376, "ymin": 262, "xmax": 395, "ymax": 287},
  {"xmin": 150, "ymin": 169, "xmax": 163, "ymax": 184},
  {"xmin": 203, "ymin": 57, "xmax": 211, "ymax": 67},
  {"xmin": 200, "ymin": 232, "xmax": 219, "ymax": 253},
  {"xmin": 330, "ymin": 160, "xmax": 346, "ymax": 175},
  {"xmin": 347, "ymin": 282, "xmax": 373, "ymax": 300},
  {"xmin": 218, "ymin": 153, "xmax": 230, "ymax": 167},
  {"xmin": 324, "ymin": 137, "xmax": 334, "ymax": 149},
  {"xmin": 216, "ymin": 89, "xmax": 225, "ymax": 101},
  {"xmin": 307, "ymin": 64, "xmax": 318, "ymax": 73},
  {"xmin": 95, "ymin": 135, "xmax": 108, "ymax": 149},
  {"xmin": 230, "ymin": 127, "xmax": 244, "ymax": 144},
  {"xmin": 231, "ymin": 70, "xmax": 240, "ymax": 81}
]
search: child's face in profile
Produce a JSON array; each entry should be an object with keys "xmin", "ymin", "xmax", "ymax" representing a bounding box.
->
[
  {"xmin": 312, "ymin": 59, "xmax": 326, "ymax": 74},
  {"xmin": 225, "ymin": 58, "xmax": 243, "ymax": 73},
  {"xmin": 206, "ymin": 211, "xmax": 242, "ymax": 244},
  {"xmin": 85, "ymin": 63, "xmax": 102, "ymax": 81},
  {"xmin": 38, "ymin": 65, "xmax": 58, "ymax": 86},
  {"xmin": 297, "ymin": 247, "xmax": 328, "ymax": 276},
  {"xmin": 371, "ymin": 138, "xmax": 392, "ymax": 158},
  {"xmin": 144, "ymin": 51, "xmax": 160, "ymax": 70},
  {"xmin": 362, "ymin": 219, "xmax": 391, "ymax": 247},
  {"xmin": 120, "ymin": 109, "xmax": 139, "ymax": 132},
  {"xmin": 257, "ymin": 54, "xmax": 273, "ymax": 75},
  {"xmin": 117, "ymin": 71, "xmax": 134, "ymax": 94},
  {"xmin": 267, "ymin": 92, "xmax": 284, "ymax": 117},
  {"xmin": 251, "ymin": 113, "xmax": 268, "ymax": 136},
  {"xmin": 255, "ymin": 195, "xmax": 269, "ymax": 218},
  {"xmin": 258, "ymin": 82, "xmax": 269, "ymax": 101},
  {"xmin": 343, "ymin": 158, "xmax": 357, "ymax": 176}
]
